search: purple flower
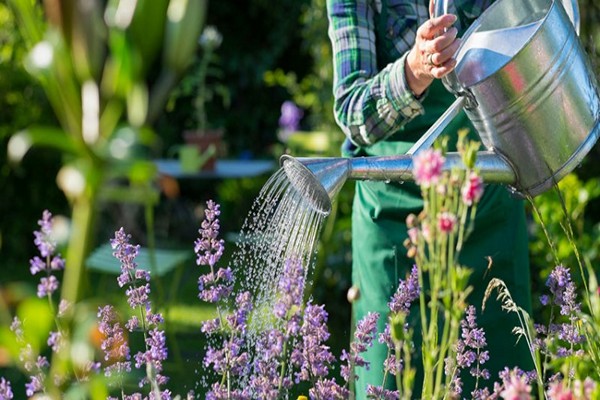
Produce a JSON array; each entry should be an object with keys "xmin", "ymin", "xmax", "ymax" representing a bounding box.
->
[
  {"xmin": 274, "ymin": 258, "xmax": 305, "ymax": 319},
  {"xmin": 546, "ymin": 265, "xmax": 580, "ymax": 315},
  {"xmin": 204, "ymin": 337, "xmax": 249, "ymax": 377},
  {"xmin": 47, "ymin": 331, "xmax": 62, "ymax": 352},
  {"xmin": 340, "ymin": 312, "xmax": 379, "ymax": 382},
  {"xmin": 310, "ymin": 378, "xmax": 349, "ymax": 399},
  {"xmin": 196, "ymin": 201, "xmax": 232, "ymax": 303},
  {"xmin": 30, "ymin": 211, "xmax": 65, "ymax": 298},
  {"xmin": 206, "ymin": 382, "xmax": 250, "ymax": 400},
  {"xmin": 0, "ymin": 377, "xmax": 13, "ymax": 400},
  {"xmin": 366, "ymin": 385, "xmax": 399, "ymax": 399},
  {"xmin": 25, "ymin": 374, "xmax": 43, "ymax": 397},
  {"xmin": 447, "ymin": 306, "xmax": 490, "ymax": 396},
  {"xmin": 97, "ymin": 305, "xmax": 131, "ymax": 376},
  {"xmin": 389, "ymin": 265, "xmax": 420, "ymax": 314},
  {"xmin": 34, "ymin": 210, "xmax": 56, "ymax": 257},
  {"xmin": 291, "ymin": 302, "xmax": 335, "ymax": 383},
  {"xmin": 37, "ymin": 275, "xmax": 59, "ymax": 298},
  {"xmin": 249, "ymin": 329, "xmax": 286, "ymax": 398},
  {"xmin": 278, "ymin": 101, "xmax": 303, "ymax": 132},
  {"xmin": 195, "ymin": 200, "xmax": 225, "ymax": 269},
  {"xmin": 134, "ymin": 328, "xmax": 169, "ymax": 386}
]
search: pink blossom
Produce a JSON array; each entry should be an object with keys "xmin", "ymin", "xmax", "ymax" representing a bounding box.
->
[
  {"xmin": 407, "ymin": 227, "xmax": 419, "ymax": 244},
  {"xmin": 421, "ymin": 222, "xmax": 431, "ymax": 242},
  {"xmin": 462, "ymin": 171, "xmax": 484, "ymax": 205},
  {"xmin": 437, "ymin": 212, "xmax": 457, "ymax": 234},
  {"xmin": 500, "ymin": 373, "xmax": 532, "ymax": 400},
  {"xmin": 547, "ymin": 381, "xmax": 574, "ymax": 400},
  {"xmin": 413, "ymin": 149, "xmax": 445, "ymax": 188}
]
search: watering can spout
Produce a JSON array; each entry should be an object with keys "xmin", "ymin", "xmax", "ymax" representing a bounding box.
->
[{"xmin": 280, "ymin": 152, "xmax": 517, "ymax": 214}]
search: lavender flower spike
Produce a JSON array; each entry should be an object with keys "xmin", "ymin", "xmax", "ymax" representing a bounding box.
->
[
  {"xmin": 340, "ymin": 312, "xmax": 380, "ymax": 383},
  {"xmin": 0, "ymin": 377, "xmax": 13, "ymax": 400},
  {"xmin": 389, "ymin": 265, "xmax": 420, "ymax": 314},
  {"xmin": 195, "ymin": 200, "xmax": 225, "ymax": 268},
  {"xmin": 196, "ymin": 201, "xmax": 232, "ymax": 304},
  {"xmin": 30, "ymin": 210, "xmax": 65, "ymax": 298}
]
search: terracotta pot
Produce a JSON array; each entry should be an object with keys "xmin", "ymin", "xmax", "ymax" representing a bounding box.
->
[{"xmin": 182, "ymin": 129, "xmax": 224, "ymax": 171}]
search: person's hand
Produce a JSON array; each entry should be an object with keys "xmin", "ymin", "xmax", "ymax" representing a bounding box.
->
[{"xmin": 405, "ymin": 14, "xmax": 460, "ymax": 96}]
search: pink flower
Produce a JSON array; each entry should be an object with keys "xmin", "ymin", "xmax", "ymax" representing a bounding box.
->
[
  {"xmin": 500, "ymin": 373, "xmax": 532, "ymax": 400},
  {"xmin": 547, "ymin": 381, "xmax": 574, "ymax": 400},
  {"xmin": 437, "ymin": 212, "xmax": 457, "ymax": 234},
  {"xmin": 413, "ymin": 149, "xmax": 445, "ymax": 188},
  {"xmin": 421, "ymin": 222, "xmax": 431, "ymax": 242},
  {"xmin": 407, "ymin": 227, "xmax": 419, "ymax": 244},
  {"xmin": 462, "ymin": 172, "xmax": 484, "ymax": 205}
]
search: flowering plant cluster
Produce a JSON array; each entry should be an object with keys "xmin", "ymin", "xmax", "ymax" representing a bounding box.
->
[{"xmin": 4, "ymin": 137, "xmax": 600, "ymax": 399}]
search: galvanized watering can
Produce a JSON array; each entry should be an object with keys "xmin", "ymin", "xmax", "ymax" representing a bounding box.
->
[{"xmin": 281, "ymin": 0, "xmax": 600, "ymax": 215}]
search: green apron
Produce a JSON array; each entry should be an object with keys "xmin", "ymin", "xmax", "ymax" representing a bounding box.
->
[{"xmin": 345, "ymin": 7, "xmax": 534, "ymax": 393}]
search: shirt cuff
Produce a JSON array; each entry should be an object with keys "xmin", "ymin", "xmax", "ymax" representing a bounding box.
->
[{"xmin": 387, "ymin": 53, "xmax": 426, "ymax": 120}]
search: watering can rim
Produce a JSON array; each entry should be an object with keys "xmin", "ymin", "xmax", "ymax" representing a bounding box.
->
[{"xmin": 436, "ymin": 0, "xmax": 580, "ymax": 91}]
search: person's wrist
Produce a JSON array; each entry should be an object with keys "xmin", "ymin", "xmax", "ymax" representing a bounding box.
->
[{"xmin": 405, "ymin": 49, "xmax": 433, "ymax": 97}]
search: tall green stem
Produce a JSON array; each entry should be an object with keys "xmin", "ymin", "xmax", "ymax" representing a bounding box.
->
[{"xmin": 60, "ymin": 177, "xmax": 101, "ymax": 304}]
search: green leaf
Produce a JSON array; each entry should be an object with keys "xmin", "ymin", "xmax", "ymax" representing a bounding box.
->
[
  {"xmin": 7, "ymin": 127, "xmax": 78, "ymax": 162},
  {"xmin": 17, "ymin": 297, "xmax": 53, "ymax": 353}
]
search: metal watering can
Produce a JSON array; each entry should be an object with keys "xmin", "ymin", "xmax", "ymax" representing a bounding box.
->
[{"xmin": 281, "ymin": 0, "xmax": 600, "ymax": 216}]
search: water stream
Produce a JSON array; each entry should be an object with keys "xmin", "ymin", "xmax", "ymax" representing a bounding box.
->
[{"xmin": 229, "ymin": 166, "xmax": 326, "ymax": 332}]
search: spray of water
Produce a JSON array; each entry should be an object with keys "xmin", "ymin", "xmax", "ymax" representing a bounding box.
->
[{"xmin": 229, "ymin": 167, "xmax": 327, "ymax": 332}]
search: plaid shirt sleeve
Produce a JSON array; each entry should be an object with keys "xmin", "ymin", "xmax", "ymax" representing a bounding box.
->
[{"xmin": 327, "ymin": 0, "xmax": 425, "ymax": 147}]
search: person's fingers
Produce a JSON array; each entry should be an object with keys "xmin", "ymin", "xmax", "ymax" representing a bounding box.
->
[
  {"xmin": 429, "ymin": 0, "xmax": 435, "ymax": 18},
  {"xmin": 430, "ymin": 57, "xmax": 457, "ymax": 79},
  {"xmin": 417, "ymin": 14, "xmax": 457, "ymax": 40},
  {"xmin": 427, "ymin": 36, "xmax": 461, "ymax": 67},
  {"xmin": 425, "ymin": 27, "xmax": 458, "ymax": 55}
]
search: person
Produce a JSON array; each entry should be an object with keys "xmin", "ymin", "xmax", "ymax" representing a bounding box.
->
[{"xmin": 325, "ymin": 0, "xmax": 533, "ymax": 396}]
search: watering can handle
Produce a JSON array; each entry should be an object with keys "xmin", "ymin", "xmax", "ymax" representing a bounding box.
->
[{"xmin": 432, "ymin": 0, "xmax": 580, "ymax": 92}]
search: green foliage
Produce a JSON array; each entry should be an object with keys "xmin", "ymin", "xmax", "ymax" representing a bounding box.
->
[{"xmin": 529, "ymin": 174, "xmax": 600, "ymax": 286}]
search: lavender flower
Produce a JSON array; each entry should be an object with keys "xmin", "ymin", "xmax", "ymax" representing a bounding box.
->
[
  {"xmin": 134, "ymin": 328, "xmax": 169, "ymax": 387},
  {"xmin": 206, "ymin": 382, "xmax": 250, "ymax": 400},
  {"xmin": 388, "ymin": 265, "xmax": 420, "ymax": 314},
  {"xmin": 447, "ymin": 306, "xmax": 489, "ymax": 397},
  {"xmin": 0, "ymin": 377, "xmax": 13, "ymax": 400},
  {"xmin": 340, "ymin": 312, "xmax": 379, "ymax": 383},
  {"xmin": 291, "ymin": 302, "xmax": 336, "ymax": 383},
  {"xmin": 97, "ymin": 305, "xmax": 131, "ymax": 376},
  {"xmin": 366, "ymin": 385, "xmax": 399, "ymax": 399},
  {"xmin": 47, "ymin": 331, "xmax": 62, "ymax": 352},
  {"xmin": 278, "ymin": 101, "xmax": 304, "ymax": 132},
  {"xmin": 535, "ymin": 266, "xmax": 585, "ymax": 361},
  {"xmin": 110, "ymin": 228, "xmax": 170, "ymax": 393},
  {"xmin": 33, "ymin": 210, "xmax": 56, "ymax": 257},
  {"xmin": 30, "ymin": 210, "xmax": 65, "ymax": 298},
  {"xmin": 195, "ymin": 201, "xmax": 232, "ymax": 303},
  {"xmin": 195, "ymin": 200, "xmax": 225, "ymax": 269},
  {"xmin": 249, "ymin": 329, "xmax": 286, "ymax": 398},
  {"xmin": 378, "ymin": 325, "xmax": 402, "ymax": 376},
  {"xmin": 25, "ymin": 374, "xmax": 43, "ymax": 397},
  {"xmin": 546, "ymin": 265, "xmax": 580, "ymax": 316},
  {"xmin": 310, "ymin": 378, "xmax": 349, "ymax": 399}
]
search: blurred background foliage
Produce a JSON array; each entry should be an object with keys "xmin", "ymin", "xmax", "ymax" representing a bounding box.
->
[{"xmin": 0, "ymin": 0, "xmax": 599, "ymax": 396}]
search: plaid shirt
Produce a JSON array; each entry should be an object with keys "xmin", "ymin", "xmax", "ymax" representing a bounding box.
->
[{"xmin": 327, "ymin": 0, "xmax": 492, "ymax": 147}]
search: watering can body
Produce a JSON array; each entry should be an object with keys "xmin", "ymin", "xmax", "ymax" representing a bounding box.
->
[
  {"xmin": 281, "ymin": 0, "xmax": 600, "ymax": 215},
  {"xmin": 442, "ymin": 0, "xmax": 600, "ymax": 197}
]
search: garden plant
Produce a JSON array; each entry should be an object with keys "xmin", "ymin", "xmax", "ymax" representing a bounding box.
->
[{"xmin": 2, "ymin": 132, "xmax": 600, "ymax": 399}]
